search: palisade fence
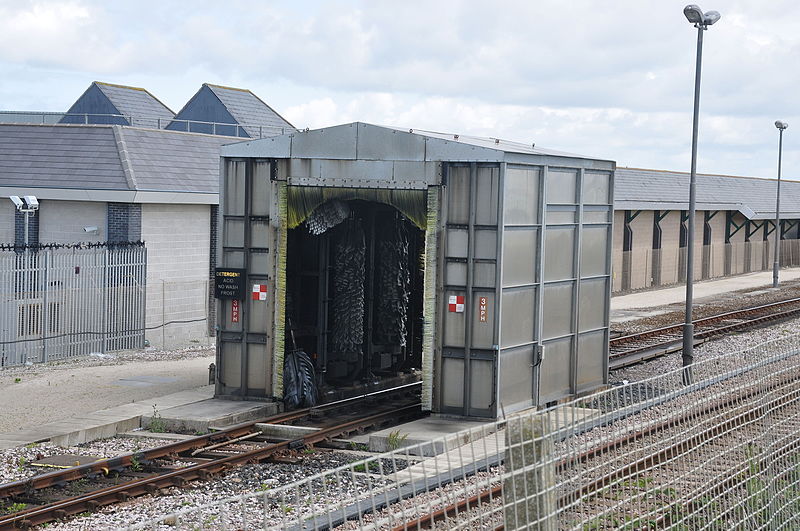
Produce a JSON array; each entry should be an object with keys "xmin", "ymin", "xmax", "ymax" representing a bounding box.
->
[
  {"xmin": 131, "ymin": 335, "xmax": 800, "ymax": 530},
  {"xmin": 615, "ymin": 238, "xmax": 800, "ymax": 292},
  {"xmin": 0, "ymin": 244, "xmax": 146, "ymax": 367}
]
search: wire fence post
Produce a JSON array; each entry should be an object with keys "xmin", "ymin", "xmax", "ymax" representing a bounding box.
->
[{"xmin": 503, "ymin": 414, "xmax": 556, "ymax": 530}]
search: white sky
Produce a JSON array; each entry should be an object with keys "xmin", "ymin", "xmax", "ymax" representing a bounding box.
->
[{"xmin": 1, "ymin": 0, "xmax": 798, "ymax": 178}]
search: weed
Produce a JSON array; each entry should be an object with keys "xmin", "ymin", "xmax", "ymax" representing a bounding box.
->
[
  {"xmin": 130, "ymin": 453, "xmax": 143, "ymax": 472},
  {"xmin": 386, "ymin": 430, "xmax": 409, "ymax": 451},
  {"xmin": 13, "ymin": 378, "xmax": 20, "ymax": 383},
  {"xmin": 4, "ymin": 502, "xmax": 27, "ymax": 514},
  {"xmin": 348, "ymin": 441, "xmax": 369, "ymax": 451},
  {"xmin": 257, "ymin": 482, "xmax": 273, "ymax": 492},
  {"xmin": 148, "ymin": 404, "xmax": 167, "ymax": 433},
  {"xmin": 302, "ymin": 447, "xmax": 316, "ymax": 455},
  {"xmin": 352, "ymin": 463, "xmax": 368, "ymax": 473},
  {"xmin": 24, "ymin": 442, "xmax": 37, "ymax": 449},
  {"xmin": 16, "ymin": 457, "xmax": 27, "ymax": 470}
]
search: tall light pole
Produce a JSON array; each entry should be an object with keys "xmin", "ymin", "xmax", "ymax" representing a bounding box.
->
[
  {"xmin": 773, "ymin": 120, "xmax": 789, "ymax": 288},
  {"xmin": 682, "ymin": 5, "xmax": 720, "ymax": 385}
]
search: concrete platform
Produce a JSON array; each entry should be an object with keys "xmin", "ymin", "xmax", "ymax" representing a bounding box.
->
[
  {"xmin": 362, "ymin": 416, "xmax": 494, "ymax": 456},
  {"xmin": 142, "ymin": 398, "xmax": 280, "ymax": 433},
  {"xmin": 611, "ymin": 267, "xmax": 800, "ymax": 323},
  {"xmin": 0, "ymin": 386, "xmax": 214, "ymax": 450}
]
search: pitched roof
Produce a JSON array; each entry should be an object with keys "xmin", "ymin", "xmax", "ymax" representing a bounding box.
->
[
  {"xmin": 204, "ymin": 84, "xmax": 294, "ymax": 137},
  {"xmin": 0, "ymin": 124, "xmax": 235, "ymax": 196},
  {"xmin": 615, "ymin": 167, "xmax": 800, "ymax": 220},
  {"xmin": 62, "ymin": 82, "xmax": 174, "ymax": 128}
]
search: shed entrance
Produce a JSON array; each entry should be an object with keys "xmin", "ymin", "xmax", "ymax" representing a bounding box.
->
[{"xmin": 284, "ymin": 198, "xmax": 424, "ymax": 406}]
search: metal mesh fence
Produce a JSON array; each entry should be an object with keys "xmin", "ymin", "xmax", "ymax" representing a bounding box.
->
[
  {"xmin": 0, "ymin": 245, "xmax": 146, "ymax": 367},
  {"xmin": 128, "ymin": 335, "xmax": 800, "ymax": 530}
]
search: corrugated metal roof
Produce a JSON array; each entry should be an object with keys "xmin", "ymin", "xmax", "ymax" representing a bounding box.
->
[
  {"xmin": 615, "ymin": 167, "xmax": 799, "ymax": 219},
  {"xmin": 205, "ymin": 84, "xmax": 294, "ymax": 137},
  {"xmin": 95, "ymin": 82, "xmax": 175, "ymax": 128},
  {"xmin": 0, "ymin": 124, "xmax": 236, "ymax": 195}
]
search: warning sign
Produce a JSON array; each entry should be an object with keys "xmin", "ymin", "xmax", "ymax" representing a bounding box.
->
[
  {"xmin": 252, "ymin": 284, "xmax": 268, "ymax": 301},
  {"xmin": 214, "ymin": 268, "xmax": 245, "ymax": 300},
  {"xmin": 231, "ymin": 299, "xmax": 240, "ymax": 323},
  {"xmin": 448, "ymin": 295, "xmax": 465, "ymax": 313},
  {"xmin": 479, "ymin": 296, "xmax": 488, "ymax": 322}
]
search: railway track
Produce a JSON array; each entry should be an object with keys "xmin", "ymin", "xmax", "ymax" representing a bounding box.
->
[
  {"xmin": 0, "ymin": 384, "xmax": 423, "ymax": 530},
  {"xmin": 609, "ymin": 296, "xmax": 800, "ymax": 370}
]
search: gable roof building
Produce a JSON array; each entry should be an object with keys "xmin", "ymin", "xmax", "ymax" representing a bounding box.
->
[
  {"xmin": 59, "ymin": 81, "xmax": 175, "ymax": 129},
  {"xmin": 167, "ymin": 83, "xmax": 295, "ymax": 138},
  {"xmin": 614, "ymin": 167, "xmax": 798, "ymax": 220}
]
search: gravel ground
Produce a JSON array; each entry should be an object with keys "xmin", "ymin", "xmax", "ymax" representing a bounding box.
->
[
  {"xmin": 0, "ymin": 347, "xmax": 214, "ymax": 433},
  {"xmin": 0, "ymin": 436, "xmax": 175, "ymax": 484},
  {"xmin": 35, "ymin": 448, "xmax": 410, "ymax": 530}
]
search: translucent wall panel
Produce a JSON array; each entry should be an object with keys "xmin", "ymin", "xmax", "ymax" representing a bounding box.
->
[
  {"xmin": 544, "ymin": 227, "xmax": 575, "ymax": 281},
  {"xmin": 583, "ymin": 171, "xmax": 611, "ymax": 204},
  {"xmin": 539, "ymin": 337, "xmax": 572, "ymax": 400},
  {"xmin": 442, "ymin": 357, "xmax": 465, "ymax": 408},
  {"xmin": 475, "ymin": 166, "xmax": 499, "ymax": 225},
  {"xmin": 580, "ymin": 226, "xmax": 610, "ymax": 277},
  {"xmin": 470, "ymin": 359, "xmax": 494, "ymax": 410},
  {"xmin": 247, "ymin": 343, "xmax": 269, "ymax": 392},
  {"xmin": 223, "ymin": 218, "xmax": 245, "ymax": 248},
  {"xmin": 224, "ymin": 160, "xmax": 245, "ymax": 216},
  {"xmin": 579, "ymin": 278, "xmax": 607, "ymax": 332},
  {"xmin": 446, "ymin": 228, "xmax": 468, "ymax": 258},
  {"xmin": 542, "ymin": 282, "xmax": 574, "ymax": 339},
  {"xmin": 501, "ymin": 288, "xmax": 535, "ymax": 347},
  {"xmin": 443, "ymin": 299, "xmax": 465, "ymax": 347},
  {"xmin": 546, "ymin": 206, "xmax": 577, "ymax": 224},
  {"xmin": 250, "ymin": 161, "xmax": 272, "ymax": 216},
  {"xmin": 447, "ymin": 166, "xmax": 470, "ymax": 224},
  {"xmin": 504, "ymin": 167, "xmax": 540, "ymax": 225},
  {"xmin": 547, "ymin": 169, "xmax": 577, "ymax": 204},
  {"xmin": 502, "ymin": 229, "xmax": 538, "ymax": 286},
  {"xmin": 499, "ymin": 346, "xmax": 534, "ymax": 407},
  {"xmin": 474, "ymin": 229, "xmax": 497, "ymax": 260},
  {"xmin": 471, "ymin": 292, "xmax": 495, "ymax": 349},
  {"xmin": 583, "ymin": 206, "xmax": 611, "ymax": 224},
  {"xmin": 577, "ymin": 331, "xmax": 606, "ymax": 389}
]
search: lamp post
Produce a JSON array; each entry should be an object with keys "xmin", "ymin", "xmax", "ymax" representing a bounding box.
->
[
  {"xmin": 773, "ymin": 121, "xmax": 789, "ymax": 288},
  {"xmin": 682, "ymin": 5, "xmax": 720, "ymax": 385}
]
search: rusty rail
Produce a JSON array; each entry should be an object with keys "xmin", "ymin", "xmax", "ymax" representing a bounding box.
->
[{"xmin": 0, "ymin": 403, "xmax": 423, "ymax": 529}]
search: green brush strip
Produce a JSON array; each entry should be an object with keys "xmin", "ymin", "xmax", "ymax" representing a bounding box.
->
[
  {"xmin": 273, "ymin": 181, "xmax": 288, "ymax": 398},
  {"xmin": 421, "ymin": 186, "xmax": 439, "ymax": 411},
  {"xmin": 286, "ymin": 186, "xmax": 428, "ymax": 230}
]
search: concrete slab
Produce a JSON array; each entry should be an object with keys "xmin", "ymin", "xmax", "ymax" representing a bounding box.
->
[
  {"xmin": 611, "ymin": 267, "xmax": 800, "ymax": 323},
  {"xmin": 367, "ymin": 416, "xmax": 495, "ymax": 456},
  {"xmin": 256, "ymin": 423, "xmax": 320, "ymax": 440},
  {"xmin": 141, "ymin": 398, "xmax": 280, "ymax": 433},
  {"xmin": 0, "ymin": 386, "xmax": 214, "ymax": 450}
]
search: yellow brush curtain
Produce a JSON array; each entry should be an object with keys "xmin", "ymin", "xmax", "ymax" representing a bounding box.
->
[{"xmin": 286, "ymin": 186, "xmax": 428, "ymax": 230}]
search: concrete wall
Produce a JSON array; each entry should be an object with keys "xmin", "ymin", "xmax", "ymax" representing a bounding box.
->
[
  {"xmin": 612, "ymin": 208, "xmax": 800, "ymax": 293},
  {"xmin": 141, "ymin": 203, "xmax": 211, "ymax": 349},
  {"xmin": 0, "ymin": 201, "xmax": 14, "ymax": 242},
  {"xmin": 38, "ymin": 200, "xmax": 106, "ymax": 244}
]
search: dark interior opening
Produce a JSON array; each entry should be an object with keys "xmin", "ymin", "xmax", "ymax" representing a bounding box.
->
[{"xmin": 285, "ymin": 200, "xmax": 424, "ymax": 402}]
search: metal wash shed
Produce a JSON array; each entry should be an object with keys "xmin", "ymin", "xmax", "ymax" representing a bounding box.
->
[{"xmin": 216, "ymin": 122, "xmax": 614, "ymax": 418}]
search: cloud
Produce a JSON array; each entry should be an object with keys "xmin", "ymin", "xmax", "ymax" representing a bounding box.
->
[{"xmin": 0, "ymin": 0, "xmax": 799, "ymax": 177}]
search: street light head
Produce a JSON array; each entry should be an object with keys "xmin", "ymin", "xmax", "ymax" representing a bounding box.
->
[
  {"xmin": 23, "ymin": 196, "xmax": 38, "ymax": 210},
  {"xmin": 684, "ymin": 5, "xmax": 720, "ymax": 27},
  {"xmin": 776, "ymin": 120, "xmax": 789, "ymax": 130},
  {"xmin": 9, "ymin": 196, "xmax": 23, "ymax": 210},
  {"xmin": 703, "ymin": 10, "xmax": 721, "ymax": 25},
  {"xmin": 684, "ymin": 5, "xmax": 705, "ymax": 24}
]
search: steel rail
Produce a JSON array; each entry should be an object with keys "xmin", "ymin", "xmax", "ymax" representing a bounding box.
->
[
  {"xmin": 609, "ymin": 297, "xmax": 800, "ymax": 369},
  {"xmin": 0, "ymin": 403, "xmax": 423, "ymax": 529},
  {"xmin": 0, "ymin": 381, "xmax": 421, "ymax": 501}
]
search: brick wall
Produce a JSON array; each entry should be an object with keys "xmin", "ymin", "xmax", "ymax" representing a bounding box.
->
[
  {"xmin": 208, "ymin": 204, "xmax": 218, "ymax": 336},
  {"xmin": 14, "ymin": 209, "xmax": 39, "ymax": 246},
  {"xmin": 107, "ymin": 203, "xmax": 142, "ymax": 242}
]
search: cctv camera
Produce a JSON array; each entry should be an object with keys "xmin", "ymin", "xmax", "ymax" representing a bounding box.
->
[
  {"xmin": 9, "ymin": 196, "xmax": 23, "ymax": 210},
  {"xmin": 83, "ymin": 226, "xmax": 99, "ymax": 234},
  {"xmin": 23, "ymin": 196, "xmax": 38, "ymax": 210}
]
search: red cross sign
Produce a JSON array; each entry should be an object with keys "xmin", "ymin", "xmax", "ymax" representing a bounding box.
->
[
  {"xmin": 252, "ymin": 284, "xmax": 268, "ymax": 301},
  {"xmin": 448, "ymin": 295, "xmax": 465, "ymax": 313}
]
